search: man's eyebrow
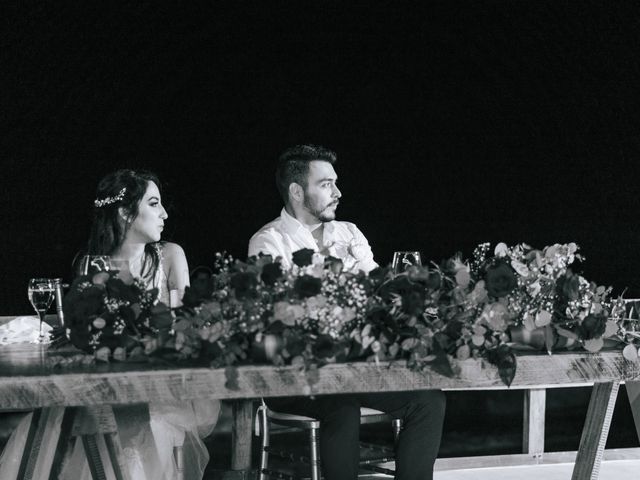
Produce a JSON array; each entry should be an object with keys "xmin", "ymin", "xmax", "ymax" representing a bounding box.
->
[{"xmin": 314, "ymin": 177, "xmax": 337, "ymax": 183}]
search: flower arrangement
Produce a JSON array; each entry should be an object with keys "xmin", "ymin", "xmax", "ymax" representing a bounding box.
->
[
  {"xmin": 165, "ymin": 250, "xmax": 388, "ymax": 381},
  {"xmin": 428, "ymin": 242, "xmax": 625, "ymax": 384},
  {"xmin": 61, "ymin": 242, "xmax": 629, "ymax": 386},
  {"xmin": 62, "ymin": 271, "xmax": 173, "ymax": 361}
]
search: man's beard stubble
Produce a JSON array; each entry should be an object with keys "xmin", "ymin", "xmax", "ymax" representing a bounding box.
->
[{"xmin": 303, "ymin": 196, "xmax": 337, "ymax": 223}]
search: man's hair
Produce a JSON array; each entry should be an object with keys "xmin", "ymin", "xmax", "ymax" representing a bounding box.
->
[
  {"xmin": 190, "ymin": 265, "xmax": 213, "ymax": 280},
  {"xmin": 275, "ymin": 144, "xmax": 337, "ymax": 203}
]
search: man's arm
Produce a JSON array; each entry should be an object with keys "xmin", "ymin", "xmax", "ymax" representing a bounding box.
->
[{"xmin": 348, "ymin": 224, "xmax": 379, "ymax": 273}]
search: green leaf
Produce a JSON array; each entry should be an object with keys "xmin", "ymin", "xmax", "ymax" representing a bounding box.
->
[
  {"xmin": 426, "ymin": 341, "xmax": 455, "ymax": 378},
  {"xmin": 224, "ymin": 366, "xmax": 239, "ymax": 391},
  {"xmin": 401, "ymin": 338, "xmax": 419, "ymax": 350},
  {"xmin": 486, "ymin": 345, "xmax": 517, "ymax": 387}
]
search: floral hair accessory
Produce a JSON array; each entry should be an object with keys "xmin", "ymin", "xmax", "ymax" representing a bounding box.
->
[{"xmin": 94, "ymin": 188, "xmax": 126, "ymax": 207}]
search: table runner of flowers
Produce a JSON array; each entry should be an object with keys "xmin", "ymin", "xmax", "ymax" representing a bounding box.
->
[{"xmin": 60, "ymin": 242, "xmax": 640, "ymax": 387}]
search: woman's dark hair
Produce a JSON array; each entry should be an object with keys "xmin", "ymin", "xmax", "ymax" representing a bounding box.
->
[{"xmin": 84, "ymin": 169, "xmax": 162, "ymax": 279}]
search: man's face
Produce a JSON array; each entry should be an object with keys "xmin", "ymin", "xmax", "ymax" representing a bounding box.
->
[{"xmin": 302, "ymin": 160, "xmax": 342, "ymax": 222}]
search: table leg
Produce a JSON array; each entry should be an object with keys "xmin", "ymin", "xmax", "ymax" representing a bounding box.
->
[
  {"xmin": 522, "ymin": 388, "xmax": 546, "ymax": 459},
  {"xmin": 624, "ymin": 380, "xmax": 640, "ymax": 443},
  {"xmin": 571, "ymin": 381, "xmax": 619, "ymax": 480},
  {"xmin": 231, "ymin": 399, "xmax": 254, "ymax": 471},
  {"xmin": 72, "ymin": 405, "xmax": 131, "ymax": 480},
  {"xmin": 16, "ymin": 406, "xmax": 68, "ymax": 480}
]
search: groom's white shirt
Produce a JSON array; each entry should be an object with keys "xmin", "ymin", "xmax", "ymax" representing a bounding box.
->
[{"xmin": 248, "ymin": 208, "xmax": 378, "ymax": 273}]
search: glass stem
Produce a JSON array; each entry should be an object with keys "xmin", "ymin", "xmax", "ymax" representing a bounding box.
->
[{"xmin": 38, "ymin": 311, "xmax": 46, "ymax": 339}]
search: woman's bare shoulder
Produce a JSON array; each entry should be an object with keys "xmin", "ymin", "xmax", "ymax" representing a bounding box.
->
[
  {"xmin": 159, "ymin": 241, "xmax": 187, "ymax": 270},
  {"xmin": 160, "ymin": 241, "xmax": 186, "ymax": 260}
]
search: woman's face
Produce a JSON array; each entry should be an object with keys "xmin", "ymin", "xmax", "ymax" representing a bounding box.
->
[{"xmin": 127, "ymin": 181, "xmax": 168, "ymax": 244}]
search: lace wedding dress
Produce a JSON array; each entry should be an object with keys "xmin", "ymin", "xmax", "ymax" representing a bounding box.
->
[{"xmin": 0, "ymin": 245, "xmax": 220, "ymax": 479}]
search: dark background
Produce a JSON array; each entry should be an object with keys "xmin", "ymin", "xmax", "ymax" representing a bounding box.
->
[{"xmin": 3, "ymin": 1, "xmax": 640, "ymax": 313}]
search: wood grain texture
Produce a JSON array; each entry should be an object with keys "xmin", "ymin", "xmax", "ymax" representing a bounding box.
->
[
  {"xmin": 523, "ymin": 388, "xmax": 546, "ymax": 456},
  {"xmin": 571, "ymin": 381, "xmax": 620, "ymax": 480},
  {"xmin": 19, "ymin": 407, "xmax": 65, "ymax": 480},
  {"xmin": 625, "ymin": 380, "xmax": 640, "ymax": 443},
  {"xmin": 0, "ymin": 344, "xmax": 638, "ymax": 409},
  {"xmin": 231, "ymin": 400, "xmax": 254, "ymax": 470}
]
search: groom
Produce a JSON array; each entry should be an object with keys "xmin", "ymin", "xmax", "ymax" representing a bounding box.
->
[{"xmin": 248, "ymin": 144, "xmax": 446, "ymax": 480}]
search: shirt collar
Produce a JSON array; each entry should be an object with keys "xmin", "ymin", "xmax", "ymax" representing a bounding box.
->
[{"xmin": 279, "ymin": 208, "xmax": 306, "ymax": 235}]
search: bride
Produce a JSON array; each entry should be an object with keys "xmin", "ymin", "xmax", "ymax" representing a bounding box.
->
[{"xmin": 0, "ymin": 169, "xmax": 220, "ymax": 479}]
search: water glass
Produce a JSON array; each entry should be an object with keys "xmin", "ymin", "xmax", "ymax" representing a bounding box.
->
[
  {"xmin": 27, "ymin": 278, "xmax": 55, "ymax": 342},
  {"xmin": 392, "ymin": 251, "xmax": 422, "ymax": 274}
]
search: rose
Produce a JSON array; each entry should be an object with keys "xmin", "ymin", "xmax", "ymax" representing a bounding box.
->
[
  {"xmin": 66, "ymin": 284, "xmax": 103, "ymax": 320},
  {"xmin": 260, "ymin": 262, "xmax": 283, "ymax": 286},
  {"xmin": 401, "ymin": 289, "xmax": 425, "ymax": 316},
  {"xmin": 272, "ymin": 301, "xmax": 305, "ymax": 326},
  {"xmin": 324, "ymin": 256, "xmax": 344, "ymax": 275},
  {"xmin": 557, "ymin": 271, "xmax": 580, "ymax": 301},
  {"xmin": 292, "ymin": 248, "xmax": 315, "ymax": 267},
  {"xmin": 407, "ymin": 267, "xmax": 441, "ymax": 290},
  {"xmin": 150, "ymin": 303, "xmax": 173, "ymax": 330},
  {"xmin": 230, "ymin": 272, "xmax": 258, "ymax": 299},
  {"xmin": 469, "ymin": 280, "xmax": 488, "ymax": 304},
  {"xmin": 312, "ymin": 334, "xmax": 340, "ymax": 359},
  {"xmin": 579, "ymin": 314, "xmax": 607, "ymax": 340},
  {"xmin": 479, "ymin": 303, "xmax": 510, "ymax": 332},
  {"xmin": 105, "ymin": 277, "xmax": 139, "ymax": 304},
  {"xmin": 293, "ymin": 275, "xmax": 322, "ymax": 298},
  {"xmin": 485, "ymin": 262, "xmax": 517, "ymax": 298}
]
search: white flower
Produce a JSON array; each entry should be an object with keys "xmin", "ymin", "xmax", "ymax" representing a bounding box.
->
[
  {"xmin": 494, "ymin": 243, "xmax": 509, "ymax": 257},
  {"xmin": 511, "ymin": 260, "xmax": 529, "ymax": 277},
  {"xmin": 527, "ymin": 281, "xmax": 541, "ymax": 297},
  {"xmin": 311, "ymin": 252, "xmax": 325, "ymax": 266}
]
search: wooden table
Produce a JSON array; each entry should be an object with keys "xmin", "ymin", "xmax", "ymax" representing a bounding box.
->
[{"xmin": 1, "ymin": 340, "xmax": 639, "ymax": 479}]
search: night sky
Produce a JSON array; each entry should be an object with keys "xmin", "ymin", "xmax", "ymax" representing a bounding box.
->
[{"xmin": 3, "ymin": 1, "xmax": 640, "ymax": 314}]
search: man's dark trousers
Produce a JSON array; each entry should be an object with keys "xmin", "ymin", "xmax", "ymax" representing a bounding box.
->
[{"xmin": 266, "ymin": 389, "xmax": 446, "ymax": 480}]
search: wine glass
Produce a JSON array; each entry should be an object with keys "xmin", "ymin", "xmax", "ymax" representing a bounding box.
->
[
  {"xmin": 27, "ymin": 278, "xmax": 55, "ymax": 342},
  {"xmin": 78, "ymin": 255, "xmax": 112, "ymax": 275},
  {"xmin": 392, "ymin": 251, "xmax": 422, "ymax": 274}
]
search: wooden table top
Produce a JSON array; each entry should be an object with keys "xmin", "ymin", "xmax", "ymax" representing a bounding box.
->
[{"xmin": 0, "ymin": 340, "xmax": 638, "ymax": 410}]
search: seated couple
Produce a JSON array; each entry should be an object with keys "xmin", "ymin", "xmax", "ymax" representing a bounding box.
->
[{"xmin": 0, "ymin": 144, "xmax": 445, "ymax": 480}]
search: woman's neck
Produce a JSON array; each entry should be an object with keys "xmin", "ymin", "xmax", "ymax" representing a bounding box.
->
[
  {"xmin": 111, "ymin": 241, "xmax": 150, "ymax": 280},
  {"xmin": 112, "ymin": 241, "xmax": 146, "ymax": 262}
]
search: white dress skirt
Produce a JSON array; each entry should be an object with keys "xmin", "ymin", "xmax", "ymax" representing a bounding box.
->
[{"xmin": 0, "ymin": 400, "xmax": 220, "ymax": 480}]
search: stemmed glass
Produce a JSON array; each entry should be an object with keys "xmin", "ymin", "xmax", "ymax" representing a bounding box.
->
[
  {"xmin": 392, "ymin": 251, "xmax": 422, "ymax": 274},
  {"xmin": 27, "ymin": 278, "xmax": 55, "ymax": 342},
  {"xmin": 78, "ymin": 255, "xmax": 132, "ymax": 283},
  {"xmin": 78, "ymin": 255, "xmax": 112, "ymax": 275}
]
